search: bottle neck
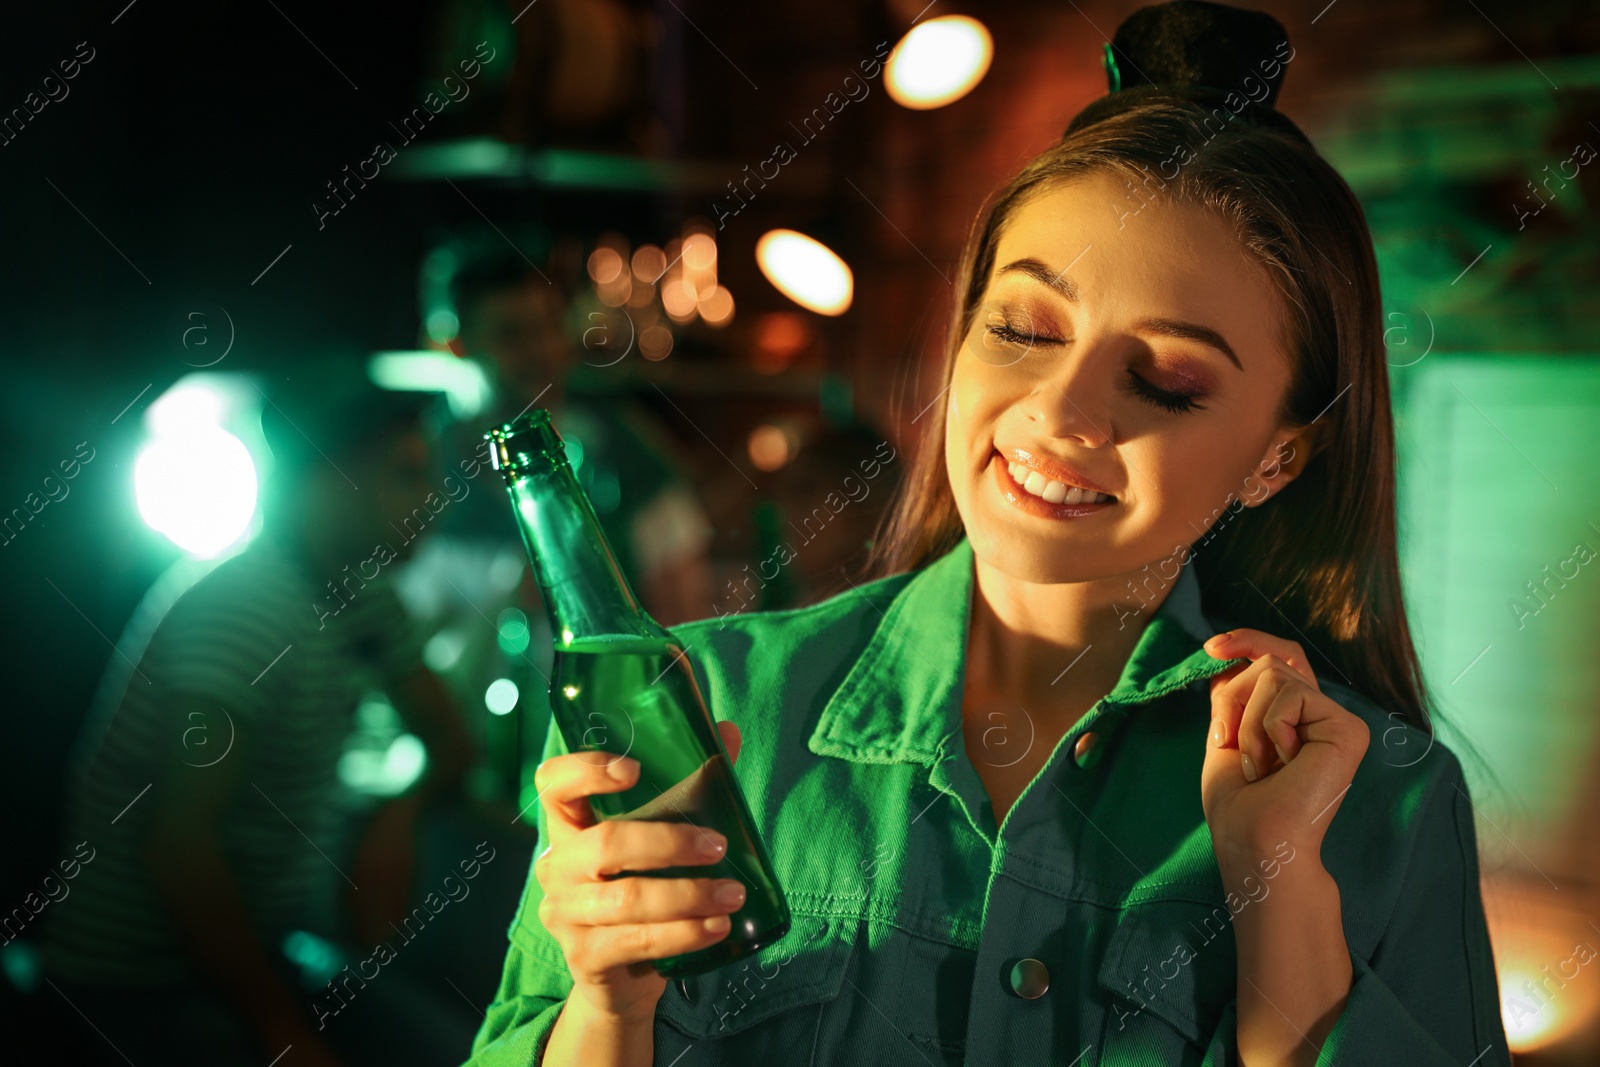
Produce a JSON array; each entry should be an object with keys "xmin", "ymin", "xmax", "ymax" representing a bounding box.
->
[{"xmin": 492, "ymin": 414, "xmax": 664, "ymax": 647}]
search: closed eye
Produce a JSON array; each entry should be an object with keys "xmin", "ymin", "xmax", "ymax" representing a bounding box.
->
[
  {"xmin": 1125, "ymin": 371, "xmax": 1205, "ymax": 414},
  {"xmin": 984, "ymin": 321, "xmax": 1062, "ymax": 349},
  {"xmin": 983, "ymin": 320, "xmax": 1206, "ymax": 414}
]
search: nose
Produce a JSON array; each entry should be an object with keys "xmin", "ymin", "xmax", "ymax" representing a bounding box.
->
[{"xmin": 1017, "ymin": 346, "xmax": 1113, "ymax": 448}]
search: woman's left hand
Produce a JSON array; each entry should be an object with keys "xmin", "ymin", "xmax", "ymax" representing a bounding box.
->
[{"xmin": 1199, "ymin": 628, "xmax": 1369, "ymax": 864}]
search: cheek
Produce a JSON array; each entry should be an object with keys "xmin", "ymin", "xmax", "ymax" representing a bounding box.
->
[
  {"xmin": 944, "ymin": 361, "xmax": 999, "ymax": 468},
  {"xmin": 943, "ymin": 365, "xmax": 987, "ymax": 512},
  {"xmin": 948, "ymin": 343, "xmax": 1017, "ymax": 430},
  {"xmin": 1124, "ymin": 426, "xmax": 1255, "ymax": 529}
]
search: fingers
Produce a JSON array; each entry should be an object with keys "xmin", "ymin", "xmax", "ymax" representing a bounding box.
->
[
  {"xmin": 534, "ymin": 816, "xmax": 741, "ymax": 983},
  {"xmin": 543, "ymin": 819, "xmax": 728, "ymax": 884},
  {"xmin": 1213, "ymin": 658, "xmax": 1371, "ymax": 788},
  {"xmin": 1211, "ymin": 657, "xmax": 1309, "ymax": 780},
  {"xmin": 717, "ymin": 719, "xmax": 742, "ymax": 766},
  {"xmin": 565, "ymin": 916, "xmax": 735, "ymax": 976},
  {"xmin": 1236, "ymin": 669, "xmax": 1308, "ymax": 781},
  {"xmin": 535, "ymin": 751, "xmax": 641, "ymax": 847},
  {"xmin": 530, "ymin": 729, "xmax": 755, "ymax": 992},
  {"xmin": 1204, "ymin": 629, "xmax": 1320, "ymax": 692},
  {"xmin": 1207, "ymin": 657, "xmax": 1259, "ymax": 751},
  {"xmin": 542, "ymin": 872, "xmax": 747, "ymax": 928}
]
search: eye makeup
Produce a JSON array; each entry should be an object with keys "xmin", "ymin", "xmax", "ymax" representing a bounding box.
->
[
  {"xmin": 976, "ymin": 306, "xmax": 1212, "ymax": 415},
  {"xmin": 1126, "ymin": 359, "xmax": 1211, "ymax": 413}
]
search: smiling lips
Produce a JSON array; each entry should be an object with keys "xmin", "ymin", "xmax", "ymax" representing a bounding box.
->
[{"xmin": 992, "ymin": 450, "xmax": 1117, "ymax": 518}]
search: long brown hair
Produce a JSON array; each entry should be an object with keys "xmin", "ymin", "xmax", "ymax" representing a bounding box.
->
[{"xmin": 862, "ymin": 90, "xmax": 1435, "ymax": 735}]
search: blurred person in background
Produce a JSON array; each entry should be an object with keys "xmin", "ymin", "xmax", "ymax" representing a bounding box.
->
[
  {"xmin": 424, "ymin": 237, "xmax": 714, "ymax": 626},
  {"xmin": 395, "ymin": 237, "xmax": 716, "ymax": 804},
  {"xmin": 41, "ymin": 366, "xmax": 476, "ymax": 1067},
  {"xmin": 742, "ymin": 421, "xmax": 902, "ymax": 613}
]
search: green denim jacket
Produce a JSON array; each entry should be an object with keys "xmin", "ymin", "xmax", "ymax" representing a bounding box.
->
[{"xmin": 464, "ymin": 536, "xmax": 1509, "ymax": 1066}]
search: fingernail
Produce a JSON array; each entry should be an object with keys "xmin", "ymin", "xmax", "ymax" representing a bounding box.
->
[
  {"xmin": 1273, "ymin": 743, "xmax": 1288, "ymax": 765},
  {"xmin": 1240, "ymin": 752, "xmax": 1258, "ymax": 782},
  {"xmin": 714, "ymin": 881, "xmax": 746, "ymax": 907},
  {"xmin": 703, "ymin": 914, "xmax": 731, "ymax": 934},
  {"xmin": 1210, "ymin": 718, "xmax": 1227, "ymax": 747},
  {"xmin": 699, "ymin": 832, "xmax": 728, "ymax": 858},
  {"xmin": 606, "ymin": 757, "xmax": 637, "ymax": 782}
]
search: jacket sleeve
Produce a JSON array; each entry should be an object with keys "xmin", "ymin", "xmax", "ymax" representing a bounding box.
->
[
  {"xmin": 1198, "ymin": 748, "xmax": 1511, "ymax": 1066},
  {"xmin": 462, "ymin": 719, "xmax": 576, "ymax": 1066}
]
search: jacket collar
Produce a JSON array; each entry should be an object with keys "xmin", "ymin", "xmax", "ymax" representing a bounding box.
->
[{"xmin": 809, "ymin": 536, "xmax": 1243, "ymax": 766}]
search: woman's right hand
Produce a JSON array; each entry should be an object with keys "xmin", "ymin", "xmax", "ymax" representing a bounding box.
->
[{"xmin": 533, "ymin": 720, "xmax": 747, "ymax": 1025}]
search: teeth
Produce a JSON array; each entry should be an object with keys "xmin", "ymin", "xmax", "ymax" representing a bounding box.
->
[{"xmin": 1006, "ymin": 460, "xmax": 1111, "ymax": 504}]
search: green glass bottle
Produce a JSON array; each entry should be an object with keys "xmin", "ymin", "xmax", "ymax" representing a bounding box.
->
[{"xmin": 486, "ymin": 409, "xmax": 791, "ymax": 977}]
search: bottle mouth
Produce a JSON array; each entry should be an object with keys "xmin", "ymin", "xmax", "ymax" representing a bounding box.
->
[{"xmin": 487, "ymin": 409, "xmax": 567, "ymax": 476}]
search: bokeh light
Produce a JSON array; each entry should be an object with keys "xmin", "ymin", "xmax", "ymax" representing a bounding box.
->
[
  {"xmin": 748, "ymin": 423, "xmax": 798, "ymax": 471},
  {"xmin": 639, "ymin": 324, "xmax": 674, "ymax": 360},
  {"xmin": 755, "ymin": 229, "xmax": 853, "ymax": 316},
  {"xmin": 698, "ymin": 285, "xmax": 735, "ymax": 327},
  {"xmin": 485, "ymin": 678, "xmax": 519, "ymax": 715},
  {"xmin": 587, "ymin": 246, "xmax": 625, "ymax": 285},
  {"xmin": 886, "ymin": 16, "xmax": 994, "ymax": 110},
  {"xmin": 135, "ymin": 423, "xmax": 258, "ymax": 558}
]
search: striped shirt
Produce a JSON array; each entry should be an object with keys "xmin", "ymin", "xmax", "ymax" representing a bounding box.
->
[{"xmin": 42, "ymin": 531, "xmax": 424, "ymax": 987}]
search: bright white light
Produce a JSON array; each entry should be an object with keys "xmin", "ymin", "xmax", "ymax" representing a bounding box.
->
[
  {"xmin": 886, "ymin": 16, "xmax": 994, "ymax": 110},
  {"xmin": 485, "ymin": 678, "xmax": 519, "ymax": 715},
  {"xmin": 147, "ymin": 382, "xmax": 228, "ymax": 439},
  {"xmin": 135, "ymin": 427, "xmax": 258, "ymax": 558},
  {"xmin": 755, "ymin": 230, "xmax": 853, "ymax": 316}
]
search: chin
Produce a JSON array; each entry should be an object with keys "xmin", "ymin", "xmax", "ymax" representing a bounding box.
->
[
  {"xmin": 954, "ymin": 467, "xmax": 1122, "ymax": 586},
  {"xmin": 956, "ymin": 506, "xmax": 1100, "ymax": 583}
]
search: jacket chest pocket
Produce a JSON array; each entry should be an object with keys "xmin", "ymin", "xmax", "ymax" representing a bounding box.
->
[
  {"xmin": 1095, "ymin": 894, "xmax": 1239, "ymax": 1061},
  {"xmin": 654, "ymin": 914, "xmax": 855, "ymax": 1065}
]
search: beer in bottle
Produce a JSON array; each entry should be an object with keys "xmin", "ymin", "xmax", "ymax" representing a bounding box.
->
[{"xmin": 486, "ymin": 409, "xmax": 791, "ymax": 977}]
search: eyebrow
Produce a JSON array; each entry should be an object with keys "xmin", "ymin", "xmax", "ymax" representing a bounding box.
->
[{"xmin": 995, "ymin": 257, "xmax": 1244, "ymax": 372}]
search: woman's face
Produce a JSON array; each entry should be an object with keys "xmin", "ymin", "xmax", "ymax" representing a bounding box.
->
[{"xmin": 945, "ymin": 170, "xmax": 1308, "ymax": 586}]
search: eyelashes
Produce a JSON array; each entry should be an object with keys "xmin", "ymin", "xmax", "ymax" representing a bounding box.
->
[
  {"xmin": 980, "ymin": 319, "xmax": 1208, "ymax": 415},
  {"xmin": 984, "ymin": 321, "xmax": 1041, "ymax": 349},
  {"xmin": 1125, "ymin": 371, "xmax": 1204, "ymax": 414}
]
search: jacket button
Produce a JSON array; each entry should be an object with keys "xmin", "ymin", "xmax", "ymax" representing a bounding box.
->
[
  {"xmin": 1073, "ymin": 731, "xmax": 1102, "ymax": 769},
  {"xmin": 1008, "ymin": 958, "xmax": 1050, "ymax": 999}
]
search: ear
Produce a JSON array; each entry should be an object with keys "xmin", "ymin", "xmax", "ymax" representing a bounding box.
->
[{"xmin": 1243, "ymin": 421, "xmax": 1322, "ymax": 507}]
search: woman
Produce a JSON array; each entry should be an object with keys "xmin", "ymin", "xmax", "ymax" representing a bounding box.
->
[{"xmin": 466, "ymin": 3, "xmax": 1511, "ymax": 1064}]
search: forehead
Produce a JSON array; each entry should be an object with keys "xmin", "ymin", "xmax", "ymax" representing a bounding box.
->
[{"xmin": 989, "ymin": 173, "xmax": 1290, "ymax": 366}]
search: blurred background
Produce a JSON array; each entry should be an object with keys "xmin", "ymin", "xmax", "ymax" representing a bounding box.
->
[{"xmin": 0, "ymin": 0, "xmax": 1596, "ymax": 1063}]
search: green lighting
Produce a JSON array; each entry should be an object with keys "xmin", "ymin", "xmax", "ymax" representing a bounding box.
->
[
  {"xmin": 485, "ymin": 678, "xmax": 519, "ymax": 715},
  {"xmin": 496, "ymin": 608, "xmax": 530, "ymax": 656},
  {"xmin": 0, "ymin": 941, "xmax": 41, "ymax": 994},
  {"xmin": 282, "ymin": 930, "xmax": 344, "ymax": 985},
  {"xmin": 368, "ymin": 350, "xmax": 491, "ymax": 419},
  {"xmin": 424, "ymin": 628, "xmax": 468, "ymax": 671},
  {"xmin": 336, "ymin": 733, "xmax": 427, "ymax": 796},
  {"xmin": 1396, "ymin": 355, "xmax": 1600, "ymax": 826},
  {"xmin": 426, "ymin": 309, "xmax": 460, "ymax": 344}
]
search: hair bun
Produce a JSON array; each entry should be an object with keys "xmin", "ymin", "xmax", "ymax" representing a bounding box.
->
[{"xmin": 1103, "ymin": 0, "xmax": 1292, "ymax": 108}]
